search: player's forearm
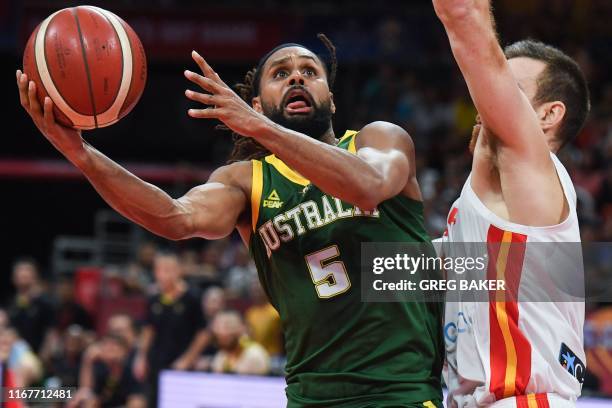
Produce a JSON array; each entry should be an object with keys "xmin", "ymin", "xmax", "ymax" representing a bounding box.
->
[
  {"xmin": 253, "ymin": 122, "xmax": 387, "ymax": 209},
  {"xmin": 69, "ymin": 144, "xmax": 190, "ymax": 240}
]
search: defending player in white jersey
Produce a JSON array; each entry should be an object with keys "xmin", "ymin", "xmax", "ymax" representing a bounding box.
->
[{"xmin": 432, "ymin": 0, "xmax": 591, "ymax": 407}]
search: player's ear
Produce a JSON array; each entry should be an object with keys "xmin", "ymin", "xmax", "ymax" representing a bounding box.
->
[
  {"xmin": 252, "ymin": 96, "xmax": 263, "ymax": 113},
  {"xmin": 330, "ymin": 92, "xmax": 336, "ymax": 114},
  {"xmin": 538, "ymin": 100, "xmax": 566, "ymax": 132}
]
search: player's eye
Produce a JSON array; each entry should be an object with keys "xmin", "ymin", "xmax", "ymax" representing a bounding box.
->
[
  {"xmin": 303, "ymin": 68, "xmax": 316, "ymax": 77},
  {"xmin": 273, "ymin": 70, "xmax": 288, "ymax": 79}
]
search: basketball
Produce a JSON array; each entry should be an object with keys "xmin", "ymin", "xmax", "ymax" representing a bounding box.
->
[{"xmin": 22, "ymin": 6, "xmax": 146, "ymax": 130}]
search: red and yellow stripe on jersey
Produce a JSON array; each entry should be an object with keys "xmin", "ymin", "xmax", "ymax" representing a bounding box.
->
[
  {"xmin": 486, "ymin": 225, "xmax": 551, "ymax": 407},
  {"xmin": 515, "ymin": 393, "xmax": 552, "ymax": 408}
]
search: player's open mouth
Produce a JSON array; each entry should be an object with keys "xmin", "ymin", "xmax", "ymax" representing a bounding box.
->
[{"xmin": 284, "ymin": 89, "xmax": 313, "ymax": 114}]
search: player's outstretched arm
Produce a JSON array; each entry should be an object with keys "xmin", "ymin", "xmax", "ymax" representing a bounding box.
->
[
  {"xmin": 184, "ymin": 53, "xmax": 415, "ymax": 210},
  {"xmin": 432, "ymin": 0, "xmax": 550, "ymax": 160},
  {"xmin": 17, "ymin": 70, "xmax": 248, "ymax": 241}
]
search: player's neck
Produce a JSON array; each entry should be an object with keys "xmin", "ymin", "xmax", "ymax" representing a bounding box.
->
[{"xmin": 319, "ymin": 127, "xmax": 336, "ymax": 145}]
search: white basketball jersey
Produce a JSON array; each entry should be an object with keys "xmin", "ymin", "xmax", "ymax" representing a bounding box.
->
[{"xmin": 443, "ymin": 154, "xmax": 585, "ymax": 408}]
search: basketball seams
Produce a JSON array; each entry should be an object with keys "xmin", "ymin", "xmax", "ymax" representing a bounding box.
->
[
  {"xmin": 34, "ymin": 9, "xmax": 96, "ymax": 129},
  {"xmin": 72, "ymin": 7, "xmax": 99, "ymax": 128},
  {"xmin": 88, "ymin": 6, "xmax": 133, "ymax": 126},
  {"xmin": 44, "ymin": 11, "xmax": 89, "ymax": 117},
  {"xmin": 89, "ymin": 7, "xmax": 124, "ymax": 111}
]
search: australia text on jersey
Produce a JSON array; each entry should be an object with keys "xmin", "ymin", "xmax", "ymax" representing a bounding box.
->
[{"xmin": 258, "ymin": 193, "xmax": 380, "ymax": 256}]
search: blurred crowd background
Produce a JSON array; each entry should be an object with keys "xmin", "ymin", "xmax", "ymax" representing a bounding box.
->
[{"xmin": 1, "ymin": 0, "xmax": 611, "ymax": 406}]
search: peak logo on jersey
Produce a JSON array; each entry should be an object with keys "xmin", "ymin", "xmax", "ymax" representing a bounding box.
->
[
  {"xmin": 559, "ymin": 343, "xmax": 585, "ymax": 385},
  {"xmin": 264, "ymin": 189, "xmax": 284, "ymax": 208}
]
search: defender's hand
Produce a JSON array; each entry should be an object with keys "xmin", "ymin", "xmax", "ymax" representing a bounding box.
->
[
  {"xmin": 184, "ymin": 51, "xmax": 270, "ymax": 138},
  {"xmin": 16, "ymin": 70, "xmax": 86, "ymax": 162}
]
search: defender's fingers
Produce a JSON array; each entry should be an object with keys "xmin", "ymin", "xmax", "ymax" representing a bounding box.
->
[{"xmin": 27, "ymin": 81, "xmax": 43, "ymax": 116}]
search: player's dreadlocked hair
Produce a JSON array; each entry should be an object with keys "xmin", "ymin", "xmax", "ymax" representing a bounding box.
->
[{"xmin": 224, "ymin": 33, "xmax": 337, "ymax": 163}]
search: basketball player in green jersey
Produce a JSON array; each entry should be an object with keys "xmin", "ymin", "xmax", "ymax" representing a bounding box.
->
[{"xmin": 16, "ymin": 35, "xmax": 443, "ymax": 407}]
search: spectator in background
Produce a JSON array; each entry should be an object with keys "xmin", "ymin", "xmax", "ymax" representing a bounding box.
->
[
  {"xmin": 0, "ymin": 327, "xmax": 42, "ymax": 387},
  {"xmin": 7, "ymin": 258, "xmax": 56, "ymax": 353},
  {"xmin": 72, "ymin": 314, "xmax": 143, "ymax": 408},
  {"xmin": 179, "ymin": 249, "xmax": 203, "ymax": 278},
  {"xmin": 54, "ymin": 277, "xmax": 93, "ymax": 332},
  {"xmin": 45, "ymin": 324, "xmax": 88, "ymax": 388},
  {"xmin": 224, "ymin": 246, "xmax": 257, "ymax": 299},
  {"xmin": 133, "ymin": 251, "xmax": 210, "ymax": 408},
  {"xmin": 71, "ymin": 334, "xmax": 145, "ymax": 408},
  {"xmin": 193, "ymin": 241, "xmax": 227, "ymax": 285},
  {"xmin": 202, "ymin": 286, "xmax": 226, "ymax": 323},
  {"xmin": 107, "ymin": 314, "xmax": 139, "ymax": 352},
  {"xmin": 210, "ymin": 311, "xmax": 270, "ymax": 376},
  {"xmin": 193, "ymin": 286, "xmax": 227, "ymax": 370},
  {"xmin": 124, "ymin": 241, "xmax": 158, "ymax": 294},
  {"xmin": 245, "ymin": 281, "xmax": 282, "ymax": 358},
  {"xmin": 0, "ymin": 309, "xmax": 8, "ymax": 329}
]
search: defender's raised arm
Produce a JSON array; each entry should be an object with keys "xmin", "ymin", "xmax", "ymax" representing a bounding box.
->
[{"xmin": 432, "ymin": 0, "xmax": 549, "ymax": 159}]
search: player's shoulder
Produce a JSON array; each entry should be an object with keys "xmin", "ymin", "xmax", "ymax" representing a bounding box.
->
[
  {"xmin": 207, "ymin": 160, "xmax": 253, "ymax": 190},
  {"xmin": 356, "ymin": 121, "xmax": 414, "ymax": 150}
]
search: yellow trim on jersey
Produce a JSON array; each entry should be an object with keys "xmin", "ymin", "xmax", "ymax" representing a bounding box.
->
[
  {"xmin": 423, "ymin": 401, "xmax": 437, "ymax": 408},
  {"xmin": 339, "ymin": 129, "xmax": 358, "ymax": 143},
  {"xmin": 262, "ymin": 130, "xmax": 357, "ymax": 187},
  {"xmin": 264, "ymin": 155, "xmax": 310, "ymax": 186},
  {"xmin": 527, "ymin": 394, "xmax": 538, "ymax": 408},
  {"xmin": 251, "ymin": 160, "xmax": 263, "ymax": 231},
  {"xmin": 348, "ymin": 133, "xmax": 358, "ymax": 154}
]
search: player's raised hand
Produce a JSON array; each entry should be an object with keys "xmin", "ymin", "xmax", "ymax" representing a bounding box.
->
[
  {"xmin": 16, "ymin": 70, "xmax": 86, "ymax": 162},
  {"xmin": 184, "ymin": 51, "xmax": 270, "ymax": 138}
]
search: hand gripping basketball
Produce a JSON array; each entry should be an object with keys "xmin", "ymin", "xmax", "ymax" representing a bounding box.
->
[{"xmin": 16, "ymin": 70, "xmax": 87, "ymax": 163}]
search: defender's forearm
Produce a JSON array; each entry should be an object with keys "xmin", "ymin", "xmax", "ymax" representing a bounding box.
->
[{"xmin": 434, "ymin": 0, "xmax": 500, "ymax": 65}]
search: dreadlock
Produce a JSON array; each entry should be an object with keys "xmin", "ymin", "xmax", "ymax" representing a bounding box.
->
[{"xmin": 225, "ymin": 33, "xmax": 337, "ymax": 164}]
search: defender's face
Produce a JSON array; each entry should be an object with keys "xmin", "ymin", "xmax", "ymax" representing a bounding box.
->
[
  {"xmin": 254, "ymin": 46, "xmax": 334, "ymax": 118},
  {"xmin": 471, "ymin": 57, "xmax": 548, "ymax": 153},
  {"xmin": 507, "ymin": 57, "xmax": 547, "ymax": 104}
]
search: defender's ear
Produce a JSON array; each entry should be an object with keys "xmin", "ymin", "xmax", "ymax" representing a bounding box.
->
[
  {"xmin": 538, "ymin": 100, "xmax": 566, "ymax": 133},
  {"xmin": 252, "ymin": 96, "xmax": 263, "ymax": 114}
]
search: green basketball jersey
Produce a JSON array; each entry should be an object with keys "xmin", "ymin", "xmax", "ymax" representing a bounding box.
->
[{"xmin": 249, "ymin": 131, "xmax": 443, "ymax": 407}]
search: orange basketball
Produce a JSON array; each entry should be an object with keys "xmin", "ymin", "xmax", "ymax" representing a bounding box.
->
[{"xmin": 23, "ymin": 6, "xmax": 147, "ymax": 130}]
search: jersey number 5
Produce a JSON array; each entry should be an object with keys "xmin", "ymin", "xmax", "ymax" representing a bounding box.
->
[{"xmin": 305, "ymin": 245, "xmax": 351, "ymax": 298}]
